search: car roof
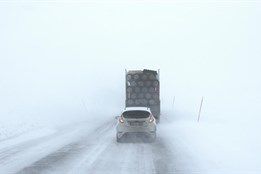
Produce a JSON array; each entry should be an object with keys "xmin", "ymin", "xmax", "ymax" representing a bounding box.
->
[{"xmin": 123, "ymin": 107, "xmax": 151, "ymax": 112}]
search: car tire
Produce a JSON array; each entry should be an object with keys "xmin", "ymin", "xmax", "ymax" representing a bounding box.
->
[
  {"xmin": 116, "ymin": 134, "xmax": 121, "ymax": 143},
  {"xmin": 156, "ymin": 118, "xmax": 160, "ymax": 124},
  {"xmin": 150, "ymin": 133, "xmax": 156, "ymax": 142}
]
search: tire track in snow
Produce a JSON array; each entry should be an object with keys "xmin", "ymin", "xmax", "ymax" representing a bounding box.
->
[
  {"xmin": 15, "ymin": 120, "xmax": 175, "ymax": 174},
  {"xmin": 15, "ymin": 120, "xmax": 115, "ymax": 174},
  {"xmin": 85, "ymin": 135, "xmax": 173, "ymax": 174}
]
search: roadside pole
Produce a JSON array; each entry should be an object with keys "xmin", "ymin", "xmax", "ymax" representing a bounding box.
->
[
  {"xmin": 197, "ymin": 96, "xmax": 204, "ymax": 123},
  {"xmin": 172, "ymin": 96, "xmax": 175, "ymax": 111}
]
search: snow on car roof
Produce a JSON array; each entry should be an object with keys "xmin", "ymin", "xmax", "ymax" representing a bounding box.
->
[{"xmin": 123, "ymin": 107, "xmax": 151, "ymax": 112}]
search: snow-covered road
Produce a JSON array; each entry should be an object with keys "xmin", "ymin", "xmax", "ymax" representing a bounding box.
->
[
  {"xmin": 0, "ymin": 117, "xmax": 202, "ymax": 174},
  {"xmin": 1, "ymin": 116, "xmax": 261, "ymax": 174}
]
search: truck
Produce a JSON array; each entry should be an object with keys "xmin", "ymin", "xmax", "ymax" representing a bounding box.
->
[{"xmin": 125, "ymin": 69, "xmax": 161, "ymax": 122}]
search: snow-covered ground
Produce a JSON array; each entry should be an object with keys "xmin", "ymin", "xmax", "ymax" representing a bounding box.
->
[
  {"xmin": 0, "ymin": 112, "xmax": 261, "ymax": 174},
  {"xmin": 0, "ymin": 117, "xmax": 113, "ymax": 174},
  {"xmin": 161, "ymin": 114, "xmax": 261, "ymax": 173},
  {"xmin": 0, "ymin": 121, "xmax": 41, "ymax": 141}
]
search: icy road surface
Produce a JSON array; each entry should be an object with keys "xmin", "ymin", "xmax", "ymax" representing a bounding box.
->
[{"xmin": 0, "ymin": 117, "xmax": 204, "ymax": 174}]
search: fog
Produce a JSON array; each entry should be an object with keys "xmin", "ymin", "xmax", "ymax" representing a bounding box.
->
[{"xmin": 1, "ymin": 1, "xmax": 261, "ymax": 127}]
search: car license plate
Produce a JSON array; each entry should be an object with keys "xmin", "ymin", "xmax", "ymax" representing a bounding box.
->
[{"xmin": 129, "ymin": 121, "xmax": 144, "ymax": 126}]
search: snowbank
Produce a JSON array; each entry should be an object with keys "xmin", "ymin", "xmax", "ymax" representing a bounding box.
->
[
  {"xmin": 0, "ymin": 121, "xmax": 43, "ymax": 141},
  {"xmin": 160, "ymin": 114, "xmax": 261, "ymax": 173}
]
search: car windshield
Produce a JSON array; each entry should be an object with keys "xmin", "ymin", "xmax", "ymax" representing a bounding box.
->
[{"xmin": 123, "ymin": 111, "xmax": 150, "ymax": 118}]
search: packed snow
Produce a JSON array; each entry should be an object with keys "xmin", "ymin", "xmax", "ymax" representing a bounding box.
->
[
  {"xmin": 0, "ymin": 121, "xmax": 41, "ymax": 141},
  {"xmin": 1, "ymin": 0, "xmax": 261, "ymax": 173}
]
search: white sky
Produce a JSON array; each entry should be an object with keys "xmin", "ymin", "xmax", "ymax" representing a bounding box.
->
[{"xmin": 0, "ymin": 0, "xmax": 261, "ymax": 125}]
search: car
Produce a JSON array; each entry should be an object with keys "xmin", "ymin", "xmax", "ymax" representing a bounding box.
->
[{"xmin": 116, "ymin": 107, "xmax": 157, "ymax": 142}]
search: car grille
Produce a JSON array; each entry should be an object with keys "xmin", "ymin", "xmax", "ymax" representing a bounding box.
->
[{"xmin": 128, "ymin": 121, "xmax": 146, "ymax": 127}]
